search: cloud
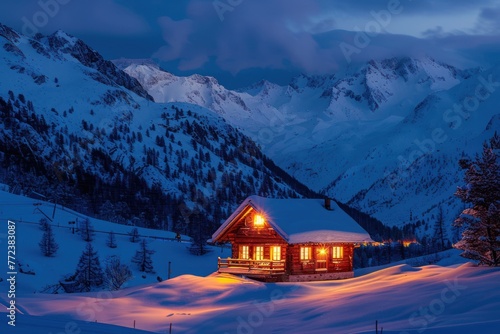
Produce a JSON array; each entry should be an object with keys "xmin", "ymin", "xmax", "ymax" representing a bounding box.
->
[
  {"xmin": 152, "ymin": 0, "xmax": 500, "ymax": 75},
  {"xmin": 421, "ymin": 26, "xmax": 446, "ymax": 38},
  {"xmin": 153, "ymin": 0, "xmax": 340, "ymax": 74},
  {"xmin": 3, "ymin": 0, "xmax": 499, "ymax": 82},
  {"xmin": 56, "ymin": 0, "xmax": 150, "ymax": 35},
  {"xmin": 476, "ymin": 4, "xmax": 500, "ymax": 33},
  {"xmin": 316, "ymin": 0, "xmax": 497, "ymax": 16},
  {"xmin": 0, "ymin": 0, "xmax": 150, "ymax": 36}
]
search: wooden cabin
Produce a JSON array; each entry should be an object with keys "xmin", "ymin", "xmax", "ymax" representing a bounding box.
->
[{"xmin": 210, "ymin": 196, "xmax": 373, "ymax": 282}]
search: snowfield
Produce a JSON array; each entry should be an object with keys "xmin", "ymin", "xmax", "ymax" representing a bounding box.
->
[
  {"xmin": 2, "ymin": 261, "xmax": 500, "ymax": 333},
  {"xmin": 1, "ymin": 190, "xmax": 499, "ymax": 333}
]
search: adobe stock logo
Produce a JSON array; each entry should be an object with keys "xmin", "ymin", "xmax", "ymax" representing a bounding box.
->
[{"xmin": 21, "ymin": 0, "xmax": 72, "ymax": 36}]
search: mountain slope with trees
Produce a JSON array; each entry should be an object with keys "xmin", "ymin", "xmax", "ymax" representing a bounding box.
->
[{"xmin": 0, "ymin": 23, "xmax": 318, "ymax": 243}]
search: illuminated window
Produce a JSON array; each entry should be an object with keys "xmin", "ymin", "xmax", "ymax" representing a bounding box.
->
[
  {"xmin": 239, "ymin": 245, "xmax": 249, "ymax": 259},
  {"xmin": 254, "ymin": 246, "xmax": 264, "ymax": 260},
  {"xmin": 253, "ymin": 214, "xmax": 265, "ymax": 227},
  {"xmin": 271, "ymin": 246, "xmax": 281, "ymax": 261},
  {"xmin": 300, "ymin": 247, "xmax": 312, "ymax": 260},
  {"xmin": 332, "ymin": 246, "xmax": 343, "ymax": 259}
]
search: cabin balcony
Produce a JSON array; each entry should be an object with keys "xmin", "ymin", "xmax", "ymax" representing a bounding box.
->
[{"xmin": 217, "ymin": 257, "xmax": 286, "ymax": 276}]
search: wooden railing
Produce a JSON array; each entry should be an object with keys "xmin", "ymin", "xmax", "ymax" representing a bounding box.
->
[{"xmin": 218, "ymin": 257, "xmax": 286, "ymax": 274}]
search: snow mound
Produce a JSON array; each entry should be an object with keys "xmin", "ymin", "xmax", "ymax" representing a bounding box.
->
[
  {"xmin": 6, "ymin": 260, "xmax": 500, "ymax": 333},
  {"xmin": 370, "ymin": 263, "xmax": 422, "ymax": 276}
]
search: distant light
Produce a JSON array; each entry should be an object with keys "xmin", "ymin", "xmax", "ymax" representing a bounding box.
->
[
  {"xmin": 254, "ymin": 214, "xmax": 265, "ymax": 227},
  {"xmin": 319, "ymin": 248, "xmax": 326, "ymax": 255}
]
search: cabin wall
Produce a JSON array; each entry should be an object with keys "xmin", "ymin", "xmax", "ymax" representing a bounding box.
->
[
  {"xmin": 287, "ymin": 243, "xmax": 354, "ymax": 275},
  {"xmin": 227, "ymin": 221, "xmax": 287, "ymax": 261}
]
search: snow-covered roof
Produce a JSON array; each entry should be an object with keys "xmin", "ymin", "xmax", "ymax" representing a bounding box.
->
[{"xmin": 212, "ymin": 196, "xmax": 373, "ymax": 244}]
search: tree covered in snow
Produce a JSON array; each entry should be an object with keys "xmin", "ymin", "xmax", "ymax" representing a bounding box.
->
[
  {"xmin": 104, "ymin": 255, "xmax": 132, "ymax": 291},
  {"xmin": 454, "ymin": 133, "xmax": 500, "ymax": 266},
  {"xmin": 79, "ymin": 218, "xmax": 95, "ymax": 242},
  {"xmin": 106, "ymin": 231, "xmax": 117, "ymax": 248},
  {"xmin": 39, "ymin": 223, "xmax": 59, "ymax": 257},
  {"xmin": 74, "ymin": 242, "xmax": 104, "ymax": 291},
  {"xmin": 132, "ymin": 239, "xmax": 155, "ymax": 273}
]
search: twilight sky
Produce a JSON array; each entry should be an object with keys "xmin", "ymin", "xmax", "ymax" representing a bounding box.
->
[{"xmin": 1, "ymin": 0, "xmax": 500, "ymax": 88}]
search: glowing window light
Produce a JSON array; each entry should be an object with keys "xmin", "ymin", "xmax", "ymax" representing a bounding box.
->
[
  {"xmin": 300, "ymin": 247, "xmax": 312, "ymax": 260},
  {"xmin": 271, "ymin": 246, "xmax": 281, "ymax": 261},
  {"xmin": 318, "ymin": 248, "xmax": 327, "ymax": 255},
  {"xmin": 332, "ymin": 246, "xmax": 343, "ymax": 259},
  {"xmin": 253, "ymin": 214, "xmax": 265, "ymax": 227},
  {"xmin": 254, "ymin": 246, "xmax": 264, "ymax": 260},
  {"xmin": 240, "ymin": 245, "xmax": 249, "ymax": 259}
]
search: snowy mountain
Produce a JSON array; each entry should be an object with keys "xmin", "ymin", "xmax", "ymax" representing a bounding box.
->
[
  {"xmin": 0, "ymin": 23, "xmax": 318, "ymax": 239},
  {"xmin": 120, "ymin": 57, "xmax": 499, "ymax": 238}
]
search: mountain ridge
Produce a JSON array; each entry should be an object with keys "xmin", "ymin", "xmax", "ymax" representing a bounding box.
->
[
  {"xmin": 0, "ymin": 23, "xmax": 321, "ymax": 241},
  {"xmin": 120, "ymin": 56, "xmax": 499, "ymax": 240}
]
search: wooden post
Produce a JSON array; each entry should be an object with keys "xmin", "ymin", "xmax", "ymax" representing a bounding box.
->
[
  {"xmin": 169, "ymin": 322, "xmax": 172, "ymax": 334},
  {"xmin": 133, "ymin": 320, "xmax": 136, "ymax": 329},
  {"xmin": 375, "ymin": 320, "xmax": 378, "ymax": 334},
  {"xmin": 52, "ymin": 200, "xmax": 57, "ymax": 219},
  {"xmin": 325, "ymin": 198, "xmax": 331, "ymax": 210}
]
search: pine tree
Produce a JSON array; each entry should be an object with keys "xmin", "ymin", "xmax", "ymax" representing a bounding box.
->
[
  {"xmin": 129, "ymin": 227, "xmax": 140, "ymax": 243},
  {"xmin": 74, "ymin": 243, "xmax": 104, "ymax": 291},
  {"xmin": 433, "ymin": 206, "xmax": 447, "ymax": 251},
  {"xmin": 79, "ymin": 218, "xmax": 95, "ymax": 242},
  {"xmin": 39, "ymin": 218, "xmax": 49, "ymax": 231},
  {"xmin": 104, "ymin": 256, "xmax": 132, "ymax": 291},
  {"xmin": 454, "ymin": 133, "xmax": 500, "ymax": 266},
  {"xmin": 188, "ymin": 216, "xmax": 212, "ymax": 256},
  {"xmin": 106, "ymin": 231, "xmax": 117, "ymax": 248},
  {"xmin": 131, "ymin": 239, "xmax": 155, "ymax": 273},
  {"xmin": 39, "ymin": 223, "xmax": 59, "ymax": 257}
]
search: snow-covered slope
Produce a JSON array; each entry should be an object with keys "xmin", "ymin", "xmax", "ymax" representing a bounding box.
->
[
  {"xmin": 121, "ymin": 58, "xmax": 498, "ymax": 238},
  {"xmin": 0, "ymin": 23, "xmax": 317, "ymax": 236},
  {"xmin": 0, "ymin": 189, "xmax": 230, "ymax": 293},
  {"xmin": 1, "ymin": 188, "xmax": 497, "ymax": 334},
  {"xmin": 3, "ymin": 258, "xmax": 499, "ymax": 333}
]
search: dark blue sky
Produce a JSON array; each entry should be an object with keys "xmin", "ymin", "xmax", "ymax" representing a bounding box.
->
[{"xmin": 1, "ymin": 0, "xmax": 500, "ymax": 88}]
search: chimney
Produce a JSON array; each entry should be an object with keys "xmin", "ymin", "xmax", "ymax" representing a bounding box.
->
[{"xmin": 324, "ymin": 198, "xmax": 331, "ymax": 210}]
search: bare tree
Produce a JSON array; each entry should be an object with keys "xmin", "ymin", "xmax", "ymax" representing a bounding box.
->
[{"xmin": 104, "ymin": 256, "xmax": 132, "ymax": 290}]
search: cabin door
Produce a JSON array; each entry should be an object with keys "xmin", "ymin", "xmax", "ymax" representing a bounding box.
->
[{"xmin": 316, "ymin": 248, "xmax": 327, "ymax": 271}]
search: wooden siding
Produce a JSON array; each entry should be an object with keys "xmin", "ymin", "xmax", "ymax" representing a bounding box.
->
[
  {"xmin": 225, "ymin": 214, "xmax": 288, "ymax": 261},
  {"xmin": 287, "ymin": 243, "xmax": 353, "ymax": 275}
]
